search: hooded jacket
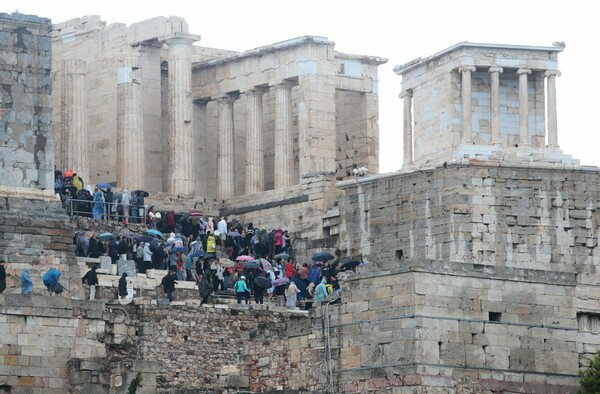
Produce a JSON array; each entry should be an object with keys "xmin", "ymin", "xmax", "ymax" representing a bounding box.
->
[
  {"xmin": 21, "ymin": 268, "xmax": 33, "ymax": 294},
  {"xmin": 314, "ymin": 278, "xmax": 329, "ymax": 302}
]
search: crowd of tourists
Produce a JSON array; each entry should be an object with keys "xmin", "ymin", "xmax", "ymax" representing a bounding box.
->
[{"xmin": 0, "ymin": 168, "xmax": 352, "ymax": 307}]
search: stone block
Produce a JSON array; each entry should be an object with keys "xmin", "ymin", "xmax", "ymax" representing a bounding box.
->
[
  {"xmin": 117, "ymin": 260, "xmax": 136, "ymax": 277},
  {"xmin": 100, "ymin": 256, "xmax": 112, "ymax": 270}
]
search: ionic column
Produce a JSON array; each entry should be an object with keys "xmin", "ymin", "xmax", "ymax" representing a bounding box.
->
[
  {"xmin": 217, "ymin": 95, "xmax": 236, "ymax": 200},
  {"xmin": 489, "ymin": 67, "xmax": 503, "ymax": 146},
  {"xmin": 61, "ymin": 59, "xmax": 89, "ymax": 182},
  {"xmin": 400, "ymin": 90, "xmax": 413, "ymax": 165},
  {"xmin": 459, "ymin": 66, "xmax": 476, "ymax": 144},
  {"xmin": 245, "ymin": 89, "xmax": 265, "ymax": 194},
  {"xmin": 165, "ymin": 34, "xmax": 199, "ymax": 195},
  {"xmin": 545, "ymin": 70, "xmax": 561, "ymax": 148},
  {"xmin": 274, "ymin": 83, "xmax": 294, "ymax": 189},
  {"xmin": 517, "ymin": 68, "xmax": 532, "ymax": 147},
  {"xmin": 117, "ymin": 48, "xmax": 143, "ymax": 189}
]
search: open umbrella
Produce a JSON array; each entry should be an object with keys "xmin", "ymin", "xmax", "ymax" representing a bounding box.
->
[
  {"xmin": 189, "ymin": 251, "xmax": 207, "ymax": 259},
  {"xmin": 254, "ymin": 275, "xmax": 272, "ymax": 289},
  {"xmin": 216, "ymin": 250, "xmax": 228, "ymax": 259},
  {"xmin": 146, "ymin": 229, "xmax": 163, "ymax": 238},
  {"xmin": 122, "ymin": 233, "xmax": 139, "ymax": 240},
  {"xmin": 172, "ymin": 246, "xmax": 187, "ymax": 253},
  {"xmin": 258, "ymin": 258, "xmax": 273, "ymax": 272},
  {"xmin": 243, "ymin": 261, "xmax": 261, "ymax": 270},
  {"xmin": 272, "ymin": 276, "xmax": 290, "ymax": 287},
  {"xmin": 138, "ymin": 235, "xmax": 155, "ymax": 244},
  {"xmin": 290, "ymin": 276, "xmax": 308, "ymax": 299},
  {"xmin": 219, "ymin": 259, "xmax": 236, "ymax": 268},
  {"xmin": 98, "ymin": 232, "xmax": 114, "ymax": 242},
  {"xmin": 340, "ymin": 260, "xmax": 362, "ymax": 271},
  {"xmin": 188, "ymin": 209, "xmax": 204, "ymax": 217},
  {"xmin": 312, "ymin": 251, "xmax": 335, "ymax": 261},
  {"xmin": 274, "ymin": 252, "xmax": 290, "ymax": 260},
  {"xmin": 236, "ymin": 255, "xmax": 254, "ymax": 261},
  {"xmin": 96, "ymin": 182, "xmax": 112, "ymax": 189},
  {"xmin": 227, "ymin": 231, "xmax": 241, "ymax": 237}
]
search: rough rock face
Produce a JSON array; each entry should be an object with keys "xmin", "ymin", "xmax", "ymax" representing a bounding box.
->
[{"xmin": 0, "ymin": 12, "xmax": 54, "ymax": 190}]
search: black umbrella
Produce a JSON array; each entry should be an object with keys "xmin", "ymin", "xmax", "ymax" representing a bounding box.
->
[
  {"xmin": 254, "ymin": 275, "xmax": 272, "ymax": 289},
  {"xmin": 312, "ymin": 251, "xmax": 335, "ymax": 261},
  {"xmin": 138, "ymin": 235, "xmax": 156, "ymax": 244},
  {"xmin": 227, "ymin": 231, "xmax": 241, "ymax": 237},
  {"xmin": 132, "ymin": 190, "xmax": 149, "ymax": 197},
  {"xmin": 340, "ymin": 260, "xmax": 362, "ymax": 271}
]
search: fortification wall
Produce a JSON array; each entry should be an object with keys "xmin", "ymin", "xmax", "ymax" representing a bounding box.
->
[
  {"xmin": 0, "ymin": 13, "xmax": 54, "ymax": 190},
  {"xmin": 0, "ymin": 294, "xmax": 322, "ymax": 393}
]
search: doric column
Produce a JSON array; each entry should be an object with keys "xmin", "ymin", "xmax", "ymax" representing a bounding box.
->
[
  {"xmin": 274, "ymin": 83, "xmax": 294, "ymax": 189},
  {"xmin": 489, "ymin": 67, "xmax": 503, "ymax": 146},
  {"xmin": 165, "ymin": 34, "xmax": 199, "ymax": 195},
  {"xmin": 61, "ymin": 59, "xmax": 89, "ymax": 182},
  {"xmin": 245, "ymin": 89, "xmax": 265, "ymax": 194},
  {"xmin": 400, "ymin": 90, "xmax": 413, "ymax": 165},
  {"xmin": 517, "ymin": 68, "xmax": 532, "ymax": 147},
  {"xmin": 459, "ymin": 66, "xmax": 476, "ymax": 144},
  {"xmin": 117, "ymin": 48, "xmax": 143, "ymax": 190},
  {"xmin": 217, "ymin": 95, "xmax": 237, "ymax": 200},
  {"xmin": 545, "ymin": 70, "xmax": 561, "ymax": 148}
]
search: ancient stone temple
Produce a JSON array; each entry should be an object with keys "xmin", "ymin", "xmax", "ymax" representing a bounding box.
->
[
  {"xmin": 51, "ymin": 16, "xmax": 383, "ymax": 197},
  {"xmin": 3, "ymin": 10, "xmax": 600, "ymax": 393}
]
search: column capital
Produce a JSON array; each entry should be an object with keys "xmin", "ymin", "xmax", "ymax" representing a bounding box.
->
[
  {"xmin": 160, "ymin": 32, "xmax": 201, "ymax": 46},
  {"xmin": 545, "ymin": 69, "xmax": 561, "ymax": 77},
  {"xmin": 516, "ymin": 68, "xmax": 532, "ymax": 75},
  {"xmin": 245, "ymin": 88, "xmax": 267, "ymax": 97},
  {"xmin": 214, "ymin": 93, "xmax": 238, "ymax": 104},
  {"xmin": 458, "ymin": 65, "xmax": 476, "ymax": 73},
  {"xmin": 399, "ymin": 90, "xmax": 413, "ymax": 99},
  {"xmin": 273, "ymin": 82, "xmax": 295, "ymax": 90},
  {"xmin": 488, "ymin": 66, "xmax": 504, "ymax": 73}
]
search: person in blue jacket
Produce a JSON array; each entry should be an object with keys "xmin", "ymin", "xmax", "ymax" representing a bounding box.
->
[
  {"xmin": 42, "ymin": 268, "xmax": 62, "ymax": 295},
  {"xmin": 21, "ymin": 267, "xmax": 33, "ymax": 295},
  {"xmin": 234, "ymin": 276, "xmax": 250, "ymax": 304},
  {"xmin": 314, "ymin": 278, "xmax": 329, "ymax": 303}
]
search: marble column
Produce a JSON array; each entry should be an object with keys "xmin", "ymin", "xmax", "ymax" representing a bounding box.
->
[
  {"xmin": 489, "ymin": 67, "xmax": 503, "ymax": 146},
  {"xmin": 61, "ymin": 59, "xmax": 89, "ymax": 182},
  {"xmin": 217, "ymin": 95, "xmax": 236, "ymax": 200},
  {"xmin": 545, "ymin": 69, "xmax": 561, "ymax": 148},
  {"xmin": 517, "ymin": 68, "xmax": 532, "ymax": 147},
  {"xmin": 117, "ymin": 48, "xmax": 143, "ymax": 190},
  {"xmin": 274, "ymin": 83, "xmax": 294, "ymax": 189},
  {"xmin": 459, "ymin": 66, "xmax": 476, "ymax": 144},
  {"xmin": 400, "ymin": 90, "xmax": 413, "ymax": 165},
  {"xmin": 165, "ymin": 34, "xmax": 199, "ymax": 195},
  {"xmin": 245, "ymin": 89, "xmax": 265, "ymax": 194}
]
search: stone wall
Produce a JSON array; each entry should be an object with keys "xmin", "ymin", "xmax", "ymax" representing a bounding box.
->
[
  {"xmin": 0, "ymin": 13, "xmax": 54, "ymax": 190},
  {"xmin": 0, "ymin": 293, "xmax": 323, "ymax": 393}
]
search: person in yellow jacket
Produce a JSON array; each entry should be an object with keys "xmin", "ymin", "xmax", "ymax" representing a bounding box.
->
[
  {"xmin": 72, "ymin": 173, "xmax": 83, "ymax": 191},
  {"xmin": 206, "ymin": 231, "xmax": 216, "ymax": 254}
]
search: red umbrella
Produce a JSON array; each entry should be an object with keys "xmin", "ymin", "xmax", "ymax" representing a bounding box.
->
[{"xmin": 189, "ymin": 210, "xmax": 204, "ymax": 217}]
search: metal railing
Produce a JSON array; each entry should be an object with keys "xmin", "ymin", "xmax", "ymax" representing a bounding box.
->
[{"xmin": 65, "ymin": 198, "xmax": 146, "ymax": 225}]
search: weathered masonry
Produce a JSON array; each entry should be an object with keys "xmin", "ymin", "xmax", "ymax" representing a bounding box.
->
[
  {"xmin": 3, "ymin": 10, "xmax": 600, "ymax": 393},
  {"xmin": 51, "ymin": 16, "xmax": 384, "ymax": 197}
]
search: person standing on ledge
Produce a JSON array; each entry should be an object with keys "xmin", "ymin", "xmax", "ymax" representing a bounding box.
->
[
  {"xmin": 21, "ymin": 267, "xmax": 33, "ymax": 295},
  {"xmin": 0, "ymin": 260, "xmax": 7, "ymax": 293},
  {"xmin": 82, "ymin": 265, "xmax": 99, "ymax": 300}
]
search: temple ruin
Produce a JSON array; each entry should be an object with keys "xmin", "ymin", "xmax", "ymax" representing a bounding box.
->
[{"xmin": 2, "ymin": 10, "xmax": 600, "ymax": 394}]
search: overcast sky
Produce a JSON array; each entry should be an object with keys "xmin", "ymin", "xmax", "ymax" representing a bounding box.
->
[{"xmin": 9, "ymin": 0, "xmax": 598, "ymax": 172}]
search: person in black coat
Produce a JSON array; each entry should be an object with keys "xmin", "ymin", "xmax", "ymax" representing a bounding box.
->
[
  {"xmin": 197, "ymin": 273, "xmax": 212, "ymax": 304},
  {"xmin": 118, "ymin": 273, "xmax": 128, "ymax": 299},
  {"xmin": 161, "ymin": 271, "xmax": 178, "ymax": 303},
  {"xmin": 82, "ymin": 266, "xmax": 99, "ymax": 300}
]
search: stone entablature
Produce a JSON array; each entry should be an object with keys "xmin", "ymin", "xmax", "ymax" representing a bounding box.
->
[{"xmin": 394, "ymin": 42, "xmax": 572, "ymax": 168}]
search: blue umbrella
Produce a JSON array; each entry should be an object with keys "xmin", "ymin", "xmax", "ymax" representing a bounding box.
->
[
  {"xmin": 96, "ymin": 183, "xmax": 112, "ymax": 189},
  {"xmin": 146, "ymin": 229, "xmax": 163, "ymax": 238},
  {"xmin": 189, "ymin": 251, "xmax": 207, "ymax": 259},
  {"xmin": 290, "ymin": 276, "xmax": 308, "ymax": 300},
  {"xmin": 172, "ymin": 246, "xmax": 187, "ymax": 253}
]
